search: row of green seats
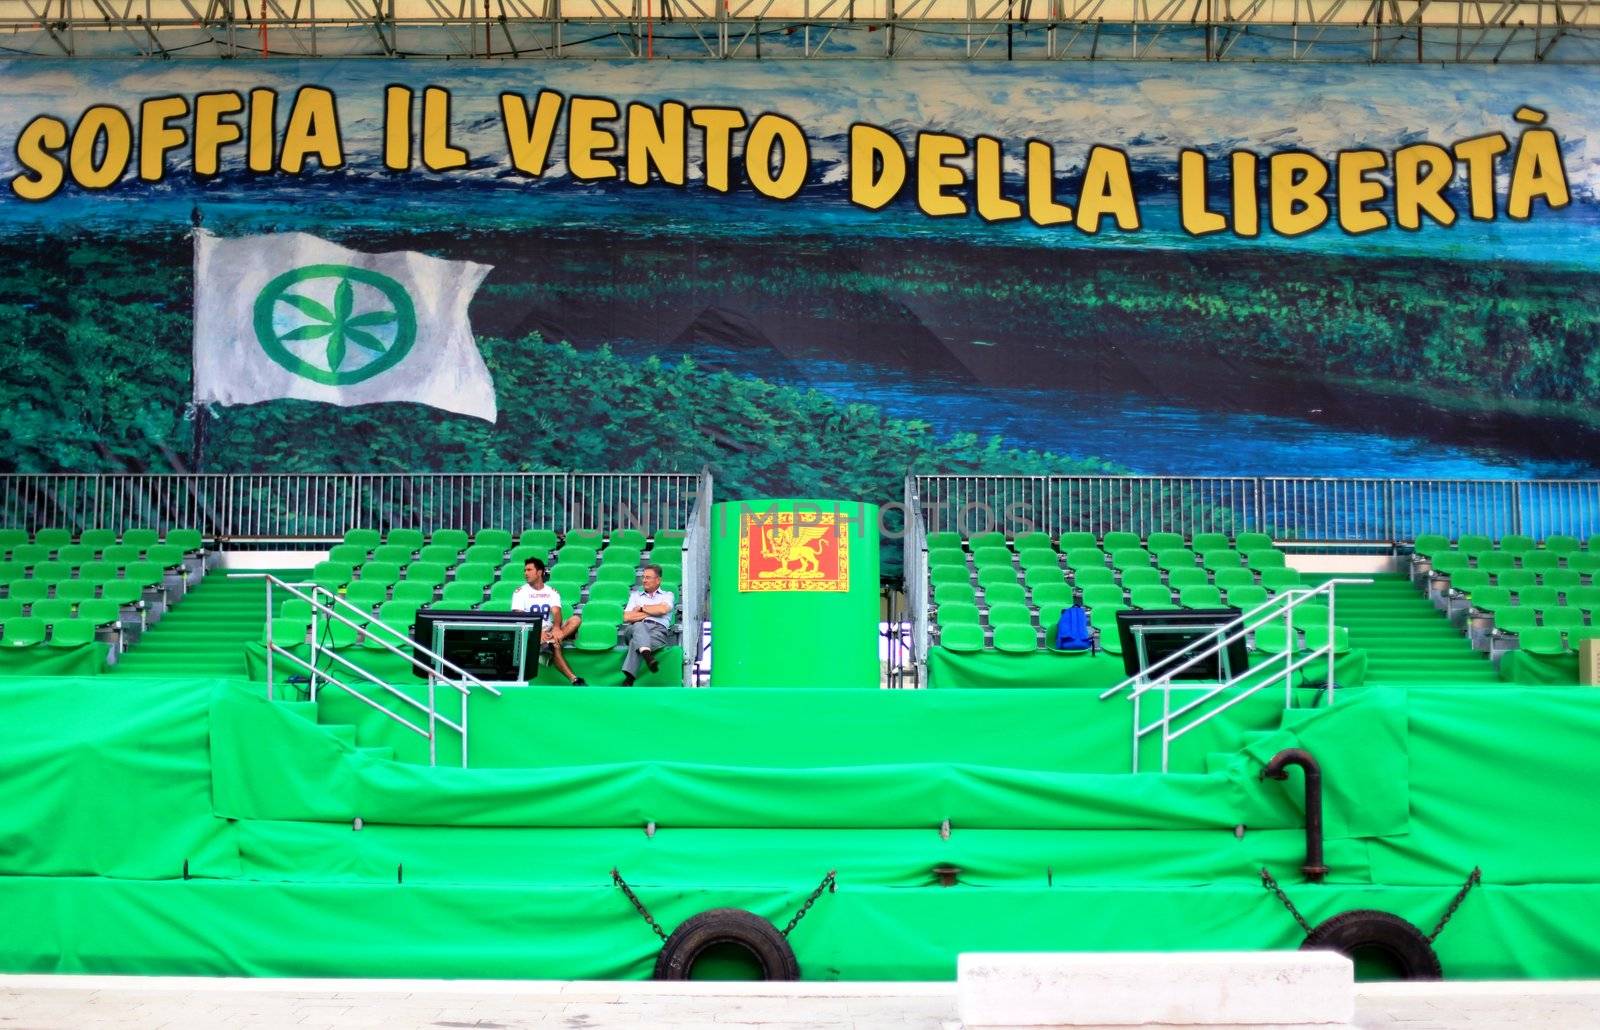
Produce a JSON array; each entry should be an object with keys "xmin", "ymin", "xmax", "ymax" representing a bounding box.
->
[
  {"xmin": 336, "ymin": 527, "xmax": 685, "ymax": 553},
  {"xmin": 1415, "ymin": 533, "xmax": 1589, "ymax": 558},
  {"xmin": 0, "ymin": 566, "xmax": 165, "ymax": 604},
  {"xmin": 0, "ymin": 545, "xmax": 189, "ymax": 580},
  {"xmin": 927, "ymin": 530, "xmax": 1274, "ymax": 553},
  {"xmin": 0, "ymin": 597, "xmax": 122, "ymax": 625},
  {"xmin": 929, "ymin": 544, "xmax": 1285, "ymax": 574},
  {"xmin": 1469, "ymin": 586, "xmax": 1600, "ymax": 613},
  {"xmin": 1433, "ymin": 550, "xmax": 1600, "ymax": 575},
  {"xmin": 0, "ymin": 528, "xmax": 203, "ymax": 554},
  {"xmin": 931, "ymin": 563, "xmax": 1301, "ymax": 594},
  {"xmin": 0, "ymin": 616, "xmax": 108, "ymax": 649}
]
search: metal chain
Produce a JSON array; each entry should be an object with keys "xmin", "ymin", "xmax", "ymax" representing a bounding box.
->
[
  {"xmin": 611, "ymin": 867, "xmax": 668, "ymax": 942},
  {"xmin": 781, "ymin": 870, "xmax": 837, "ymax": 938},
  {"xmin": 1427, "ymin": 867, "xmax": 1482, "ymax": 943},
  {"xmin": 1260, "ymin": 867, "xmax": 1315, "ymax": 936}
]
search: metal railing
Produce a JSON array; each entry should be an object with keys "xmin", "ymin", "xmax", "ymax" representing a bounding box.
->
[
  {"xmin": 680, "ymin": 468, "xmax": 713, "ymax": 688},
  {"xmin": 262, "ymin": 575, "xmax": 503, "ymax": 767},
  {"xmin": 1098, "ymin": 578, "xmax": 1371, "ymax": 772},
  {"xmin": 904, "ymin": 476, "xmax": 930, "ymax": 673},
  {"xmin": 910, "ymin": 475, "xmax": 1600, "ymax": 543},
  {"xmin": 0, "ymin": 471, "xmax": 702, "ymax": 541}
]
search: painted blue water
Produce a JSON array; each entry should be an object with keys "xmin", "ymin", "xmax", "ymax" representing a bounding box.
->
[{"xmin": 617, "ymin": 342, "xmax": 1600, "ymax": 479}]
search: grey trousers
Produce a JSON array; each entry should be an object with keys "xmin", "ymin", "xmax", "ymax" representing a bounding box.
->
[{"xmin": 622, "ymin": 620, "xmax": 672, "ymax": 677}]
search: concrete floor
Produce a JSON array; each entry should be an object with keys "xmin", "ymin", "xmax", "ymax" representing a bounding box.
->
[{"xmin": 5, "ymin": 975, "xmax": 1600, "ymax": 1030}]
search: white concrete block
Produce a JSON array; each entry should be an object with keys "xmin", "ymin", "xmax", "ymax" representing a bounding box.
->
[{"xmin": 957, "ymin": 951, "xmax": 1353, "ymax": 1027}]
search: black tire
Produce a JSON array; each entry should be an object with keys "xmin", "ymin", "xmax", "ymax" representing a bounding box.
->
[
  {"xmin": 1301, "ymin": 909, "xmax": 1443, "ymax": 980},
  {"xmin": 653, "ymin": 908, "xmax": 801, "ymax": 981}
]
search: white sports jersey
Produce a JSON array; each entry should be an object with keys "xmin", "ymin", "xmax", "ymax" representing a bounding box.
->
[{"xmin": 510, "ymin": 583, "xmax": 562, "ymax": 631}]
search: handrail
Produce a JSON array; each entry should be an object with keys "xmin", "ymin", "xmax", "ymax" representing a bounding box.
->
[
  {"xmin": 260, "ymin": 574, "xmax": 504, "ymax": 767},
  {"xmin": 1099, "ymin": 577, "xmax": 1371, "ymax": 772}
]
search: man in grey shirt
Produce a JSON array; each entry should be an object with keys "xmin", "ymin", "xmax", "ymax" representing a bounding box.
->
[{"xmin": 621, "ymin": 564, "xmax": 674, "ymax": 686}]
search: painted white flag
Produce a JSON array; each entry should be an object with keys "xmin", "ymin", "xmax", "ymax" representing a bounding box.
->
[{"xmin": 192, "ymin": 230, "xmax": 498, "ymax": 422}]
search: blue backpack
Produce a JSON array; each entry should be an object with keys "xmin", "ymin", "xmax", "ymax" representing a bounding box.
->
[{"xmin": 1054, "ymin": 604, "xmax": 1096, "ymax": 653}]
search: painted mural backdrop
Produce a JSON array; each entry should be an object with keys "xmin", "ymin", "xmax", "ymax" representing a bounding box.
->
[{"xmin": 1, "ymin": 61, "xmax": 1597, "ymax": 506}]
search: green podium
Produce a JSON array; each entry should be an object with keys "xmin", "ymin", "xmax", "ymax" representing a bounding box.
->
[{"xmin": 709, "ymin": 499, "xmax": 880, "ymax": 688}]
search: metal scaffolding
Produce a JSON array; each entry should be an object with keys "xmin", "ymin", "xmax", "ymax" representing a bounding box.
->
[{"xmin": 1, "ymin": 0, "xmax": 1597, "ymax": 60}]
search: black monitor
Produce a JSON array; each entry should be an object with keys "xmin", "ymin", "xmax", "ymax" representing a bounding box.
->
[
  {"xmin": 1115, "ymin": 607, "xmax": 1249, "ymax": 680},
  {"xmin": 410, "ymin": 608, "xmax": 542, "ymax": 681}
]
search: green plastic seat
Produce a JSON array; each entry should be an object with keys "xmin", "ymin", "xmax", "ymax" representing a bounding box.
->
[
  {"xmin": 555, "ymin": 545, "xmax": 598, "ymax": 570},
  {"xmin": 927, "ymin": 547, "xmax": 967, "ymax": 570},
  {"xmin": 389, "ymin": 581, "xmax": 435, "ymax": 605},
  {"xmin": 8, "ymin": 579, "xmax": 48, "ymax": 604},
  {"xmin": 581, "ymin": 601, "xmax": 626, "ymax": 627},
  {"xmin": 33, "ymin": 528, "xmax": 73, "ymax": 551},
  {"xmin": 1156, "ymin": 548, "xmax": 1198, "ymax": 572},
  {"xmin": 1023, "ymin": 565, "xmax": 1067, "ymax": 590},
  {"xmin": 369, "ymin": 544, "xmax": 412, "ymax": 567},
  {"xmin": 1080, "ymin": 585, "xmax": 1126, "ymax": 609},
  {"xmin": 1119, "ymin": 567, "xmax": 1164, "ymax": 589},
  {"xmin": 992, "ymin": 623, "xmax": 1038, "ymax": 654},
  {"xmin": 486, "ymin": 580, "xmax": 521, "ymax": 608},
  {"xmin": 416, "ymin": 544, "xmax": 459, "ymax": 567},
  {"xmin": 1448, "ymin": 568, "xmax": 1491, "ymax": 593},
  {"xmin": 1544, "ymin": 569, "xmax": 1582, "ymax": 592},
  {"xmin": 1542, "ymin": 535, "xmax": 1582, "ymax": 554},
  {"xmin": 1089, "ymin": 605, "xmax": 1124, "ymax": 633},
  {"xmin": 1146, "ymin": 532, "xmax": 1186, "ymax": 554},
  {"xmin": 342, "ymin": 528, "xmax": 381, "ymax": 550},
  {"xmin": 55, "ymin": 580, "xmax": 98, "ymax": 604},
  {"xmin": 0, "ymin": 529, "xmax": 26, "ymax": 552},
  {"xmin": 99, "ymin": 580, "xmax": 142, "ymax": 608},
  {"xmin": 1470, "ymin": 586, "xmax": 1512, "ymax": 613},
  {"xmin": 599, "ymin": 545, "xmax": 643, "ymax": 568},
  {"xmin": 1064, "ymin": 548, "xmax": 1107, "ymax": 571},
  {"xmin": 1188, "ymin": 532, "xmax": 1228, "ymax": 553},
  {"xmin": 555, "ymin": 582, "xmax": 583, "ymax": 615},
  {"xmin": 1431, "ymin": 552, "xmax": 1471, "ymax": 575},
  {"xmin": 1071, "ymin": 566, "xmax": 1117, "ymax": 588},
  {"xmin": 1456, "ymin": 534, "xmax": 1494, "ymax": 558},
  {"xmin": 430, "ymin": 528, "xmax": 470, "ymax": 553},
  {"xmin": 506, "ymin": 545, "xmax": 552, "ymax": 570},
  {"xmin": 969, "ymin": 531, "xmax": 1008, "ymax": 552},
  {"xmin": 313, "ymin": 561, "xmax": 355, "ymax": 592},
  {"xmin": 1180, "ymin": 585, "xmax": 1224, "ymax": 608},
  {"xmin": 373, "ymin": 601, "xmax": 420, "ymax": 637},
  {"xmin": 1568, "ymin": 586, "xmax": 1600, "ymax": 613},
  {"xmin": 356, "ymin": 561, "xmax": 401, "ymax": 588},
  {"xmin": 404, "ymin": 561, "xmax": 449, "ymax": 588},
  {"xmin": 1167, "ymin": 567, "xmax": 1210, "ymax": 590},
  {"xmin": 1494, "ymin": 608, "xmax": 1538, "ymax": 634},
  {"xmin": 572, "ymin": 619, "xmax": 620, "ymax": 652},
  {"xmin": 1302, "ymin": 623, "xmax": 1350, "ymax": 654},
  {"xmin": 327, "ymin": 544, "xmax": 369, "ymax": 565},
  {"xmin": 1499, "ymin": 533, "xmax": 1535, "ymax": 554},
  {"xmin": 438, "ymin": 582, "xmax": 485, "ymax": 608},
  {"xmin": 1495, "ymin": 568, "xmax": 1537, "ymax": 590},
  {"xmin": 977, "ymin": 566, "xmax": 1021, "ymax": 590},
  {"xmin": 1411, "ymin": 533, "xmax": 1451, "ymax": 558},
  {"xmin": 145, "ymin": 543, "xmax": 186, "ymax": 569},
  {"xmin": 1101, "ymin": 531, "xmax": 1141, "ymax": 552},
  {"xmin": 1013, "ymin": 531, "xmax": 1054, "ymax": 552},
  {"xmin": 1520, "ymin": 550, "xmax": 1559, "ymax": 572},
  {"xmin": 1, "ymin": 616, "xmax": 45, "ymax": 648},
  {"xmin": 1569, "ymin": 553, "xmax": 1600, "ymax": 575},
  {"xmin": 1518, "ymin": 627, "xmax": 1568, "ymax": 655},
  {"xmin": 549, "ymin": 563, "xmax": 591, "ymax": 587},
  {"xmin": 1110, "ymin": 548, "xmax": 1152, "ymax": 572},
  {"xmin": 1477, "ymin": 551, "xmax": 1515, "ymax": 573},
  {"xmin": 1037, "ymin": 604, "xmax": 1068, "ymax": 640},
  {"xmin": 1516, "ymin": 586, "xmax": 1559, "ymax": 609},
  {"xmin": 260, "ymin": 616, "xmax": 309, "ymax": 648},
  {"xmin": 971, "ymin": 547, "xmax": 1014, "ymax": 570},
  {"xmin": 935, "ymin": 583, "xmax": 977, "ymax": 607},
  {"xmin": 123, "ymin": 561, "xmax": 165, "ymax": 590},
  {"xmin": 930, "ymin": 565, "xmax": 971, "ymax": 588},
  {"xmin": 937, "ymin": 602, "xmax": 981, "ymax": 626},
  {"xmin": 939, "ymin": 622, "xmax": 984, "ymax": 653},
  {"xmin": 1031, "ymin": 582, "xmax": 1074, "ymax": 609},
  {"xmin": 608, "ymin": 529, "xmax": 648, "ymax": 550},
  {"xmin": 594, "ymin": 564, "xmax": 637, "ymax": 586},
  {"xmin": 1246, "ymin": 549, "xmax": 1286, "ymax": 571},
  {"xmin": 1129, "ymin": 585, "xmax": 1177, "ymax": 609},
  {"xmin": 0, "ymin": 561, "xmax": 25, "ymax": 585},
  {"xmin": 9, "ymin": 544, "xmax": 48, "ymax": 566},
  {"xmin": 343, "ymin": 580, "xmax": 390, "ymax": 613},
  {"xmin": 30, "ymin": 560, "xmax": 73, "ymax": 585},
  {"xmin": 520, "ymin": 529, "xmax": 561, "ymax": 551},
  {"xmin": 986, "ymin": 602, "xmax": 1032, "ymax": 627},
  {"xmin": 0, "ymin": 598, "xmax": 24, "ymax": 620},
  {"xmin": 1213, "ymin": 567, "xmax": 1255, "ymax": 591},
  {"xmin": 56, "ymin": 543, "xmax": 98, "ymax": 565},
  {"xmin": 78, "ymin": 559, "xmax": 116, "ymax": 582},
  {"xmin": 279, "ymin": 599, "xmax": 315, "ymax": 621},
  {"xmin": 1226, "ymin": 585, "xmax": 1269, "ymax": 609},
  {"xmin": 1260, "ymin": 568, "xmax": 1303, "ymax": 593},
  {"xmin": 385, "ymin": 528, "xmax": 426, "ymax": 552},
  {"xmin": 30, "ymin": 598, "xmax": 72, "ymax": 622},
  {"xmin": 473, "ymin": 529, "xmax": 514, "ymax": 553},
  {"xmin": 1542, "ymin": 607, "xmax": 1584, "ymax": 632},
  {"xmin": 165, "ymin": 528, "xmax": 204, "ymax": 553},
  {"xmin": 314, "ymin": 617, "xmax": 361, "ymax": 650},
  {"xmin": 1016, "ymin": 547, "xmax": 1061, "ymax": 571},
  {"xmin": 1201, "ymin": 548, "xmax": 1244, "ymax": 571},
  {"xmin": 48, "ymin": 619, "xmax": 97, "ymax": 648},
  {"xmin": 120, "ymin": 529, "xmax": 159, "ymax": 550},
  {"xmin": 462, "ymin": 544, "xmax": 505, "ymax": 567},
  {"xmin": 1057, "ymin": 532, "xmax": 1099, "ymax": 551},
  {"xmin": 77, "ymin": 598, "xmax": 120, "ymax": 627},
  {"xmin": 1252, "ymin": 624, "xmax": 1292, "ymax": 654},
  {"xmin": 1234, "ymin": 532, "xmax": 1274, "ymax": 552},
  {"xmin": 587, "ymin": 581, "xmax": 631, "ymax": 607},
  {"xmin": 925, "ymin": 531, "xmax": 963, "ymax": 550},
  {"xmin": 983, "ymin": 583, "xmax": 1026, "ymax": 608}
]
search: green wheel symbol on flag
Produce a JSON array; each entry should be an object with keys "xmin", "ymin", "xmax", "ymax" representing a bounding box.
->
[{"xmin": 253, "ymin": 264, "xmax": 418, "ymax": 386}]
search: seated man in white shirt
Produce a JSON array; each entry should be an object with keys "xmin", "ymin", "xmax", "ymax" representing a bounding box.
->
[
  {"xmin": 510, "ymin": 556, "xmax": 585, "ymax": 686},
  {"xmin": 620, "ymin": 563, "xmax": 675, "ymax": 687}
]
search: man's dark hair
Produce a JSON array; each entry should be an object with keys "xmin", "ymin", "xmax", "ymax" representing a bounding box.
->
[
  {"xmin": 525, "ymin": 556, "xmax": 547, "ymax": 574},
  {"xmin": 644, "ymin": 563, "xmax": 663, "ymax": 578}
]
